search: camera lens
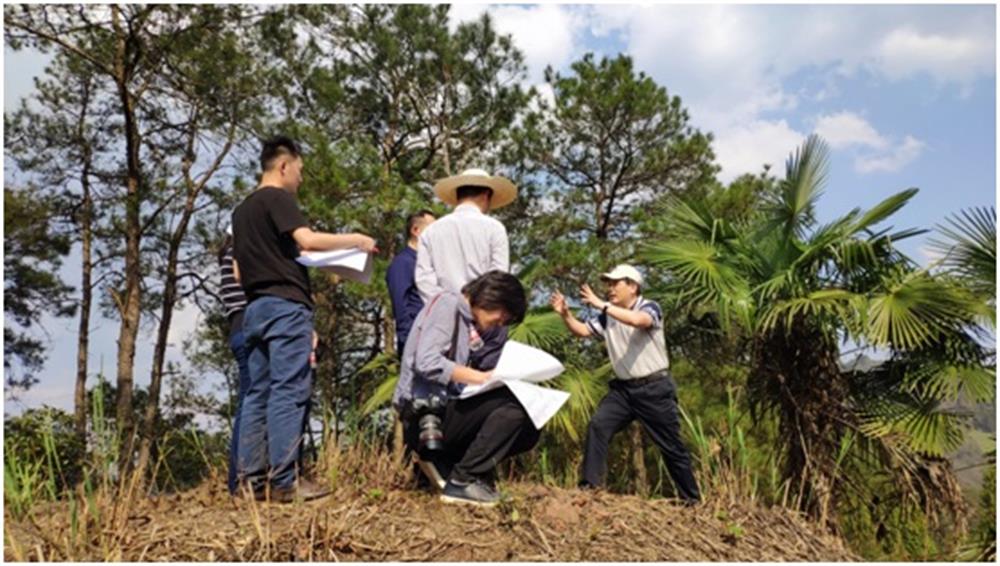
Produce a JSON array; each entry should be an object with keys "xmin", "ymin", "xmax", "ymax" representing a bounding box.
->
[{"xmin": 418, "ymin": 413, "xmax": 444, "ymax": 453}]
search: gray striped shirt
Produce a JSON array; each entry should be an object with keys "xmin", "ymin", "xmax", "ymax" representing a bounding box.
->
[
  {"xmin": 586, "ymin": 296, "xmax": 670, "ymax": 379},
  {"xmin": 219, "ymin": 245, "xmax": 247, "ymax": 318}
]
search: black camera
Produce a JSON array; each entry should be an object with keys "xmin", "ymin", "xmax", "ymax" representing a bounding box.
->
[{"xmin": 410, "ymin": 394, "xmax": 446, "ymax": 455}]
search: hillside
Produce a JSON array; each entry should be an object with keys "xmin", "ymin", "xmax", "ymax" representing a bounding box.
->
[{"xmin": 6, "ymin": 479, "xmax": 857, "ymax": 561}]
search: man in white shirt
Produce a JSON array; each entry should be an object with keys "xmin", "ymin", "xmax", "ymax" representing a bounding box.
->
[
  {"xmin": 415, "ymin": 168, "xmax": 517, "ymax": 370},
  {"xmin": 550, "ymin": 264, "xmax": 700, "ymax": 504}
]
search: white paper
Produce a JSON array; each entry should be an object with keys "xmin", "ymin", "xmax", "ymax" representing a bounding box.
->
[
  {"xmin": 504, "ymin": 380, "xmax": 571, "ymax": 430},
  {"xmin": 296, "ymin": 248, "xmax": 373, "ymax": 284},
  {"xmin": 460, "ymin": 340, "xmax": 570, "ymax": 429}
]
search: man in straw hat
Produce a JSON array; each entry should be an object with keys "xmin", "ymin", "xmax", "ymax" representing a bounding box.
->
[
  {"xmin": 415, "ymin": 168, "xmax": 517, "ymax": 372},
  {"xmin": 550, "ymin": 264, "xmax": 701, "ymax": 504}
]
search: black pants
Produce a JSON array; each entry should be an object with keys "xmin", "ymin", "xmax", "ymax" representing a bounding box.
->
[
  {"xmin": 581, "ymin": 374, "xmax": 701, "ymax": 502},
  {"xmin": 404, "ymin": 387, "xmax": 539, "ymax": 484}
]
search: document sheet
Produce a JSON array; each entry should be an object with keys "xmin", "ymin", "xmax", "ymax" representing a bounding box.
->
[
  {"xmin": 460, "ymin": 340, "xmax": 570, "ymax": 429},
  {"xmin": 296, "ymin": 248, "xmax": 373, "ymax": 284}
]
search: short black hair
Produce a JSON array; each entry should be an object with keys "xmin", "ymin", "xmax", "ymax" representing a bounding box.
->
[
  {"xmin": 456, "ymin": 185, "xmax": 493, "ymax": 202},
  {"xmin": 404, "ymin": 209, "xmax": 435, "ymax": 241},
  {"xmin": 260, "ymin": 135, "xmax": 301, "ymax": 172},
  {"xmin": 462, "ymin": 270, "xmax": 527, "ymax": 325}
]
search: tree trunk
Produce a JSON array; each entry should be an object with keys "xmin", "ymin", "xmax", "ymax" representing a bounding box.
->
[
  {"xmin": 111, "ymin": 6, "xmax": 143, "ymax": 459},
  {"xmin": 135, "ymin": 116, "xmax": 235, "ymax": 480},
  {"xmin": 753, "ymin": 319, "xmax": 847, "ymax": 526},
  {"xmin": 134, "ymin": 238, "xmax": 182, "ymax": 479},
  {"xmin": 631, "ymin": 423, "xmax": 649, "ymax": 496},
  {"xmin": 74, "ymin": 82, "xmax": 95, "ymax": 439}
]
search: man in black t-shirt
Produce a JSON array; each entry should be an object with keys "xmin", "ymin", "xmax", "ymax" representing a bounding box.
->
[{"xmin": 232, "ymin": 136, "xmax": 376, "ymax": 503}]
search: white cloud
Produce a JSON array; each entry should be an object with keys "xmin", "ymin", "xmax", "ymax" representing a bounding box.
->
[
  {"xmin": 814, "ymin": 111, "xmax": 888, "ymax": 150},
  {"xmin": 811, "ymin": 112, "xmax": 923, "ymax": 174},
  {"xmin": 877, "ymin": 28, "xmax": 994, "ymax": 84},
  {"xmin": 855, "ymin": 136, "xmax": 926, "ymax": 174},
  {"xmin": 449, "ymin": 4, "xmax": 588, "ymax": 83},
  {"xmin": 581, "ymin": 5, "xmax": 984, "ymax": 179},
  {"xmin": 713, "ymin": 120, "xmax": 806, "ymax": 183}
]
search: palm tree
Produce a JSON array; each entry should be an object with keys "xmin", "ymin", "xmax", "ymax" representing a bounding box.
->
[{"xmin": 643, "ymin": 135, "xmax": 994, "ymax": 526}]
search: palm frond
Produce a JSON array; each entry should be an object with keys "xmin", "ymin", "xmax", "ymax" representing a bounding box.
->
[
  {"xmin": 509, "ymin": 310, "xmax": 570, "ymax": 351},
  {"xmin": 929, "ymin": 206, "xmax": 996, "ymax": 299},
  {"xmin": 759, "ymin": 289, "xmax": 862, "ymax": 334},
  {"xmin": 907, "ymin": 364, "xmax": 996, "ymax": 404},
  {"xmin": 848, "ymin": 188, "xmax": 920, "ymax": 235},
  {"xmin": 357, "ymin": 352, "xmax": 400, "ymax": 415},
  {"xmin": 856, "ymin": 397, "xmax": 968, "ymax": 457},
  {"xmin": 546, "ymin": 364, "xmax": 610, "ymax": 443},
  {"xmin": 357, "ymin": 351, "xmax": 398, "ymax": 375},
  {"xmin": 643, "ymin": 239, "xmax": 753, "ymax": 329},
  {"xmin": 865, "ymin": 271, "xmax": 979, "ymax": 351},
  {"xmin": 360, "ymin": 374, "xmax": 399, "ymax": 416},
  {"xmin": 766, "ymin": 134, "xmax": 830, "ymax": 237},
  {"xmin": 850, "ymin": 359, "xmax": 979, "ymax": 457}
]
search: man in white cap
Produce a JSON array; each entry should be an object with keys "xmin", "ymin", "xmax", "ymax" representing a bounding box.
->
[
  {"xmin": 550, "ymin": 264, "xmax": 701, "ymax": 504},
  {"xmin": 415, "ymin": 168, "xmax": 517, "ymax": 371}
]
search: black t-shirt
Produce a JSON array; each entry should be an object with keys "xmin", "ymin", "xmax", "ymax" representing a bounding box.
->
[{"xmin": 232, "ymin": 187, "xmax": 312, "ymax": 308}]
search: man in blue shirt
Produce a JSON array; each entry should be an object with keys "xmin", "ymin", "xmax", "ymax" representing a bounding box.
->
[{"xmin": 386, "ymin": 210, "xmax": 435, "ymax": 355}]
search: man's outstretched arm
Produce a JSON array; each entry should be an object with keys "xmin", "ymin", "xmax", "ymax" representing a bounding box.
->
[{"xmin": 550, "ymin": 290, "xmax": 592, "ymax": 338}]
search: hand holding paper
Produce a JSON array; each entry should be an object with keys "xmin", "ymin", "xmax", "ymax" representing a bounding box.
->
[
  {"xmin": 296, "ymin": 248, "xmax": 373, "ymax": 284},
  {"xmin": 460, "ymin": 340, "xmax": 570, "ymax": 429}
]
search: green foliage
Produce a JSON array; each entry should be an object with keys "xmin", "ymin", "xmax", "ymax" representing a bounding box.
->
[
  {"xmin": 3, "ymin": 187, "xmax": 75, "ymax": 388},
  {"xmin": 4, "ymin": 407, "xmax": 87, "ymax": 492},
  {"xmin": 963, "ymin": 461, "xmax": 997, "ymax": 561},
  {"xmin": 644, "ymin": 134, "xmax": 993, "ymax": 530}
]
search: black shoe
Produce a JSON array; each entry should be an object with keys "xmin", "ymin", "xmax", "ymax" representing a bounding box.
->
[
  {"xmin": 440, "ymin": 479, "xmax": 499, "ymax": 507},
  {"xmin": 269, "ymin": 477, "xmax": 331, "ymax": 504}
]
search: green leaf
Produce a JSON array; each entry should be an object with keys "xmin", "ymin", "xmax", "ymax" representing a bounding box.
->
[
  {"xmin": 865, "ymin": 272, "xmax": 978, "ymax": 350},
  {"xmin": 509, "ymin": 311, "xmax": 570, "ymax": 351}
]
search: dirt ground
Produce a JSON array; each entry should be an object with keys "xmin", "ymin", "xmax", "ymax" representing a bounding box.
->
[{"xmin": 5, "ymin": 478, "xmax": 858, "ymax": 561}]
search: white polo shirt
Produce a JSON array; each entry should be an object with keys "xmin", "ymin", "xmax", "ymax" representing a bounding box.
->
[{"xmin": 586, "ymin": 296, "xmax": 670, "ymax": 380}]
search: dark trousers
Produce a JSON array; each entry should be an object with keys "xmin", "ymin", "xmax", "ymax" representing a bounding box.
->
[
  {"xmin": 227, "ymin": 323, "xmax": 252, "ymax": 494},
  {"xmin": 581, "ymin": 374, "xmax": 701, "ymax": 502},
  {"xmin": 238, "ymin": 296, "xmax": 314, "ymax": 489},
  {"xmin": 404, "ymin": 387, "xmax": 539, "ymax": 484}
]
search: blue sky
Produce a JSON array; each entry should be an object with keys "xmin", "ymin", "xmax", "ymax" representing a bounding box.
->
[{"xmin": 4, "ymin": 4, "xmax": 996, "ymax": 415}]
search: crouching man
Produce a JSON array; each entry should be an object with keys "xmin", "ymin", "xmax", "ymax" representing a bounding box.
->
[
  {"xmin": 392, "ymin": 270, "xmax": 537, "ymax": 507},
  {"xmin": 550, "ymin": 264, "xmax": 701, "ymax": 504}
]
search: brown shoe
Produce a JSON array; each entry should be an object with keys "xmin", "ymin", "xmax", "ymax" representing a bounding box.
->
[
  {"xmin": 235, "ymin": 480, "xmax": 268, "ymax": 501},
  {"xmin": 269, "ymin": 477, "xmax": 331, "ymax": 504}
]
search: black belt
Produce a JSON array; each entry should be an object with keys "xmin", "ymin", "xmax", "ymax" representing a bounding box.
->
[{"xmin": 615, "ymin": 370, "xmax": 670, "ymax": 388}]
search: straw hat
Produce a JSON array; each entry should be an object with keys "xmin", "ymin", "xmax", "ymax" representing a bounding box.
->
[{"xmin": 432, "ymin": 168, "xmax": 517, "ymax": 209}]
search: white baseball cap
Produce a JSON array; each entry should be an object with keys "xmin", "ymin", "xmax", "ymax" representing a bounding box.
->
[{"xmin": 600, "ymin": 264, "xmax": 643, "ymax": 285}]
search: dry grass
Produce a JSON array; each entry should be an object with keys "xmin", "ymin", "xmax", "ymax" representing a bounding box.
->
[{"xmin": 5, "ymin": 441, "xmax": 859, "ymax": 562}]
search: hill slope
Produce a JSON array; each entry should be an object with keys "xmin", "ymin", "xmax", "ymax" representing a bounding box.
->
[{"xmin": 6, "ymin": 480, "xmax": 858, "ymax": 561}]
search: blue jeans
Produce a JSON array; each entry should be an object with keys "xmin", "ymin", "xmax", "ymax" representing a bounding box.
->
[
  {"xmin": 237, "ymin": 296, "xmax": 314, "ymax": 489},
  {"xmin": 227, "ymin": 326, "xmax": 252, "ymax": 495}
]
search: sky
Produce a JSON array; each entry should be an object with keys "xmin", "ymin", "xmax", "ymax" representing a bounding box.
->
[{"xmin": 4, "ymin": 4, "xmax": 997, "ymax": 416}]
